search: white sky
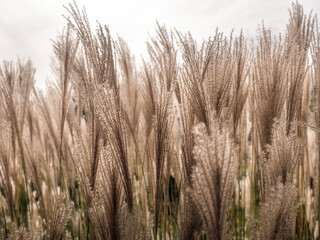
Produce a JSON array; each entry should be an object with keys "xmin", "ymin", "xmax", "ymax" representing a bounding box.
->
[{"xmin": 0, "ymin": 0, "xmax": 319, "ymax": 88}]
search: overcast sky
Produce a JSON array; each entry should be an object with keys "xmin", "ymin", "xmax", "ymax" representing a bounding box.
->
[{"xmin": 0, "ymin": 0, "xmax": 319, "ymax": 88}]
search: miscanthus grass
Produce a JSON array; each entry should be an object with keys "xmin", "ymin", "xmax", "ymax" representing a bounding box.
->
[{"xmin": 0, "ymin": 1, "xmax": 319, "ymax": 239}]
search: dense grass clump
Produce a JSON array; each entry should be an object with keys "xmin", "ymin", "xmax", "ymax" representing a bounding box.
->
[{"xmin": 0, "ymin": 1, "xmax": 320, "ymax": 239}]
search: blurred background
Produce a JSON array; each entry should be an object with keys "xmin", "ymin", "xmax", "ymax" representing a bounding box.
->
[{"xmin": 0, "ymin": 0, "xmax": 319, "ymax": 88}]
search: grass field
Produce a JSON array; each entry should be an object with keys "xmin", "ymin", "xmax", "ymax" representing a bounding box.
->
[{"xmin": 0, "ymin": 1, "xmax": 319, "ymax": 239}]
